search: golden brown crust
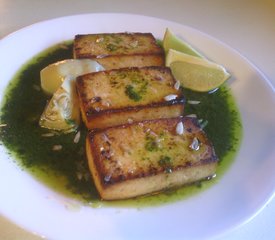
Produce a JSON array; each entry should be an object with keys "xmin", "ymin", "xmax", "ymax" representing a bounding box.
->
[
  {"xmin": 76, "ymin": 66, "xmax": 185, "ymax": 129},
  {"xmin": 74, "ymin": 32, "xmax": 164, "ymax": 69},
  {"xmin": 86, "ymin": 117, "xmax": 218, "ymax": 200},
  {"xmin": 74, "ymin": 32, "xmax": 164, "ymax": 56}
]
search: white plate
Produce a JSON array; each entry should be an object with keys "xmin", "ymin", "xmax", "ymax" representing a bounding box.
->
[{"xmin": 0, "ymin": 13, "xmax": 274, "ymax": 240}]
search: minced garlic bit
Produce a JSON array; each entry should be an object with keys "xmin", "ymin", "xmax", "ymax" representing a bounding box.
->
[
  {"xmin": 102, "ymin": 133, "xmax": 111, "ymax": 144},
  {"xmin": 95, "ymin": 107, "xmax": 101, "ymax": 112},
  {"xmin": 129, "ymin": 40, "xmax": 139, "ymax": 48},
  {"xmin": 147, "ymin": 129, "xmax": 158, "ymax": 137},
  {"xmin": 176, "ymin": 121, "xmax": 184, "ymax": 135},
  {"xmin": 187, "ymin": 100, "xmax": 201, "ymax": 105},
  {"xmin": 104, "ymin": 174, "xmax": 112, "ymax": 182},
  {"xmin": 198, "ymin": 119, "xmax": 208, "ymax": 129},
  {"xmin": 174, "ymin": 80, "xmax": 180, "ymax": 90},
  {"xmin": 76, "ymin": 172, "xmax": 83, "ymax": 180},
  {"xmin": 41, "ymin": 133, "xmax": 55, "ymax": 137},
  {"xmin": 127, "ymin": 118, "xmax": 134, "ymax": 124},
  {"xmin": 209, "ymin": 88, "xmax": 219, "ymax": 94},
  {"xmin": 186, "ymin": 114, "xmax": 197, "ymax": 118},
  {"xmin": 32, "ymin": 84, "xmax": 41, "ymax": 91},
  {"xmin": 59, "ymin": 43, "xmax": 70, "ymax": 50},
  {"xmin": 164, "ymin": 94, "xmax": 177, "ymax": 101},
  {"xmin": 189, "ymin": 137, "xmax": 200, "ymax": 151},
  {"xmin": 206, "ymin": 173, "xmax": 217, "ymax": 180},
  {"xmin": 52, "ymin": 145, "xmax": 62, "ymax": 151},
  {"xmin": 96, "ymin": 37, "xmax": 104, "ymax": 43},
  {"xmin": 74, "ymin": 131, "xmax": 81, "ymax": 143},
  {"xmin": 96, "ymin": 54, "xmax": 108, "ymax": 59},
  {"xmin": 138, "ymin": 122, "xmax": 144, "ymax": 127}
]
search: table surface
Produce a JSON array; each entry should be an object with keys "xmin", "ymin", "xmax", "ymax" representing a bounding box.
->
[{"xmin": 0, "ymin": 0, "xmax": 274, "ymax": 239}]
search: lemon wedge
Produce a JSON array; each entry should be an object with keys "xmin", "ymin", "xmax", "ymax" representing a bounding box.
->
[
  {"xmin": 39, "ymin": 84, "xmax": 80, "ymax": 132},
  {"xmin": 166, "ymin": 49, "xmax": 230, "ymax": 92},
  {"xmin": 163, "ymin": 28, "xmax": 204, "ymax": 58},
  {"xmin": 40, "ymin": 59, "xmax": 104, "ymax": 95}
]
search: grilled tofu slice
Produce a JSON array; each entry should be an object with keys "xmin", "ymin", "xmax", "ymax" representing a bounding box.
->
[
  {"xmin": 86, "ymin": 117, "xmax": 218, "ymax": 200},
  {"xmin": 73, "ymin": 33, "xmax": 164, "ymax": 69},
  {"xmin": 76, "ymin": 66, "xmax": 184, "ymax": 129}
]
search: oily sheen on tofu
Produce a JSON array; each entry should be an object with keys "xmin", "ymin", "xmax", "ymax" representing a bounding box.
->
[
  {"xmin": 86, "ymin": 117, "xmax": 218, "ymax": 200},
  {"xmin": 73, "ymin": 32, "xmax": 164, "ymax": 69},
  {"xmin": 76, "ymin": 66, "xmax": 185, "ymax": 129}
]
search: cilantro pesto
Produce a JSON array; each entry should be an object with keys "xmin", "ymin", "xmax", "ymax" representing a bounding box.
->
[
  {"xmin": 125, "ymin": 84, "xmax": 142, "ymax": 101},
  {"xmin": 0, "ymin": 42, "xmax": 242, "ymax": 207}
]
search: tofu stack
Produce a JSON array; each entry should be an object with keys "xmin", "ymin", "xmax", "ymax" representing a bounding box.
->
[{"xmin": 74, "ymin": 32, "xmax": 218, "ymax": 200}]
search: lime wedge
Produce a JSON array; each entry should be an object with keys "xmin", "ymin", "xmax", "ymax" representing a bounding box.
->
[
  {"xmin": 166, "ymin": 49, "xmax": 230, "ymax": 92},
  {"xmin": 163, "ymin": 28, "xmax": 204, "ymax": 58},
  {"xmin": 39, "ymin": 84, "xmax": 80, "ymax": 132},
  {"xmin": 40, "ymin": 59, "xmax": 104, "ymax": 95}
]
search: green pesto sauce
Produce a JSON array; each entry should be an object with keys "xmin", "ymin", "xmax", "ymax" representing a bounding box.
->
[
  {"xmin": 0, "ymin": 42, "xmax": 242, "ymax": 208},
  {"xmin": 125, "ymin": 84, "xmax": 142, "ymax": 101}
]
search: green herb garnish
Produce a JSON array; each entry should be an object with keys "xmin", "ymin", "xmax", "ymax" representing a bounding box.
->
[
  {"xmin": 124, "ymin": 78, "xmax": 148, "ymax": 102},
  {"xmin": 145, "ymin": 135, "xmax": 159, "ymax": 152},
  {"xmin": 106, "ymin": 43, "xmax": 118, "ymax": 52},
  {"xmin": 158, "ymin": 155, "xmax": 172, "ymax": 173},
  {"xmin": 125, "ymin": 85, "xmax": 142, "ymax": 101}
]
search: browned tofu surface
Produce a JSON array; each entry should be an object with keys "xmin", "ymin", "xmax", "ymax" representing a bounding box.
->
[
  {"xmin": 86, "ymin": 117, "xmax": 218, "ymax": 200},
  {"xmin": 73, "ymin": 33, "xmax": 164, "ymax": 69},
  {"xmin": 76, "ymin": 66, "xmax": 185, "ymax": 129}
]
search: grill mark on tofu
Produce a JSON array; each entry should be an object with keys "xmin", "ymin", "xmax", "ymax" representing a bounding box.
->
[
  {"xmin": 86, "ymin": 117, "xmax": 218, "ymax": 200},
  {"xmin": 76, "ymin": 66, "xmax": 185, "ymax": 129}
]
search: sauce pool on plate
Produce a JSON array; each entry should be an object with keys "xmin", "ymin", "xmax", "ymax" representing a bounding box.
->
[{"xmin": 0, "ymin": 42, "xmax": 242, "ymax": 207}]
